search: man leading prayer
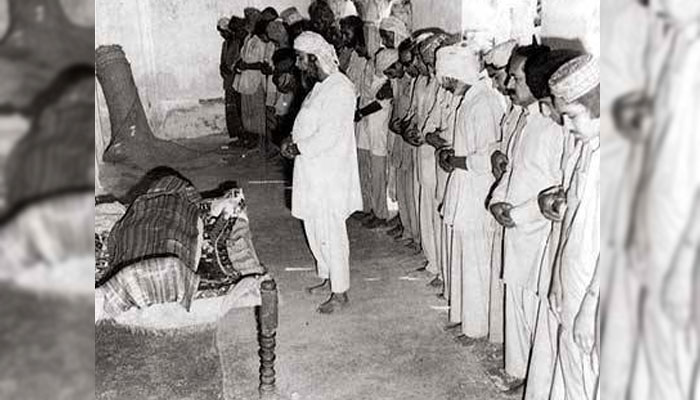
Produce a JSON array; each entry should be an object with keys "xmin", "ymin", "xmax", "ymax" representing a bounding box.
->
[{"xmin": 281, "ymin": 31, "xmax": 363, "ymax": 314}]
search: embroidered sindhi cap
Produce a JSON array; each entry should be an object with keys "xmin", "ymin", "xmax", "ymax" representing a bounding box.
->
[{"xmin": 549, "ymin": 54, "xmax": 599, "ymax": 103}]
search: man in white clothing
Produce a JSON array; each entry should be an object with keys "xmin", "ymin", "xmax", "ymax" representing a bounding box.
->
[
  {"xmin": 483, "ymin": 39, "xmax": 518, "ymax": 346},
  {"xmin": 410, "ymin": 33, "xmax": 450, "ymax": 283},
  {"xmin": 281, "ymin": 32, "xmax": 363, "ymax": 314},
  {"xmin": 401, "ymin": 33, "xmax": 444, "ymax": 279},
  {"xmin": 434, "ymin": 43, "xmax": 502, "ymax": 341},
  {"xmin": 520, "ymin": 48, "xmax": 587, "ymax": 400},
  {"xmin": 487, "ymin": 44, "xmax": 565, "ymax": 390},
  {"xmin": 545, "ymin": 54, "xmax": 601, "ymax": 400}
]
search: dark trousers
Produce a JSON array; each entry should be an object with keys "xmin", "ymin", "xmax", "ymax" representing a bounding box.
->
[{"xmin": 225, "ymin": 89, "xmax": 243, "ymax": 139}]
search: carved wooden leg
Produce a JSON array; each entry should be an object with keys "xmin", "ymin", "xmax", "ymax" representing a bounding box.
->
[{"xmin": 258, "ymin": 278, "xmax": 278, "ymax": 399}]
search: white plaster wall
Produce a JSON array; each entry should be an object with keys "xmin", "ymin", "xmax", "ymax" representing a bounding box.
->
[
  {"xmin": 411, "ymin": 0, "xmax": 463, "ymax": 32},
  {"xmin": 541, "ymin": 0, "xmax": 599, "ymax": 55},
  {"xmin": 411, "ymin": 0, "xmax": 538, "ymax": 45}
]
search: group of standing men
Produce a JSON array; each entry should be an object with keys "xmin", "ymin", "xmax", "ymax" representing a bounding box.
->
[
  {"xmin": 272, "ymin": 1, "xmax": 601, "ymax": 399},
  {"xmin": 217, "ymin": 6, "xmax": 304, "ymax": 153}
]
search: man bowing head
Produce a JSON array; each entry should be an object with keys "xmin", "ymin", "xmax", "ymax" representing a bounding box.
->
[{"xmin": 281, "ymin": 31, "xmax": 363, "ymax": 314}]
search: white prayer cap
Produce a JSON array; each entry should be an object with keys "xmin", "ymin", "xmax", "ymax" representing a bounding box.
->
[
  {"xmin": 217, "ymin": 17, "xmax": 230, "ymax": 31},
  {"xmin": 435, "ymin": 43, "xmax": 481, "ymax": 84},
  {"xmin": 294, "ymin": 31, "xmax": 340, "ymax": 75},
  {"xmin": 483, "ymin": 40, "xmax": 517, "ymax": 68},
  {"xmin": 549, "ymin": 54, "xmax": 599, "ymax": 103},
  {"xmin": 380, "ymin": 16, "xmax": 410, "ymax": 47},
  {"xmin": 281, "ymin": 7, "xmax": 304, "ymax": 25},
  {"xmin": 375, "ymin": 48, "xmax": 399, "ymax": 74}
]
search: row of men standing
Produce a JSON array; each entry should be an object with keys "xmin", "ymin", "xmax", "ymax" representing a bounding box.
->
[
  {"xmin": 335, "ymin": 14, "xmax": 600, "ymax": 400},
  {"xmin": 216, "ymin": 1, "xmax": 413, "ymax": 154},
  {"xmin": 218, "ymin": 2, "xmax": 600, "ymax": 398},
  {"xmin": 217, "ymin": 6, "xmax": 306, "ymax": 153}
]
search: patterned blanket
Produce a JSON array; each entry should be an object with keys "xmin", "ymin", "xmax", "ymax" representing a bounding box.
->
[
  {"xmin": 95, "ymin": 186, "xmax": 265, "ymax": 318},
  {"xmin": 97, "ymin": 175, "xmax": 202, "ymax": 287}
]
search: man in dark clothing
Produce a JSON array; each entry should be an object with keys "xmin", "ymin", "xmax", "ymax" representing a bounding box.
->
[{"xmin": 218, "ymin": 16, "xmax": 246, "ymax": 140}]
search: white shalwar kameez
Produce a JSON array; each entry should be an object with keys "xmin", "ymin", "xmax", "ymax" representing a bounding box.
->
[
  {"xmin": 524, "ymin": 125, "xmax": 580, "ymax": 400},
  {"xmin": 409, "ymin": 75, "xmax": 441, "ymax": 275},
  {"xmin": 490, "ymin": 102, "xmax": 565, "ymax": 379},
  {"xmin": 423, "ymin": 87, "xmax": 459, "ymax": 290},
  {"xmin": 357, "ymin": 69, "xmax": 392, "ymax": 220},
  {"xmin": 488, "ymin": 102, "xmax": 524, "ymax": 344},
  {"xmin": 442, "ymin": 80, "xmax": 502, "ymax": 337},
  {"xmin": 550, "ymin": 137, "xmax": 600, "ymax": 400},
  {"xmin": 292, "ymin": 72, "xmax": 363, "ymax": 294}
]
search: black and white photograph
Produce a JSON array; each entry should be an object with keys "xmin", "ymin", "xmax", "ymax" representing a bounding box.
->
[
  {"xmin": 3, "ymin": 0, "xmax": 700, "ymax": 399},
  {"xmin": 93, "ymin": 0, "xmax": 601, "ymax": 399}
]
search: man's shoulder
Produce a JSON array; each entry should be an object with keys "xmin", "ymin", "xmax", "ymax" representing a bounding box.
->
[
  {"xmin": 330, "ymin": 72, "xmax": 357, "ymax": 97},
  {"xmin": 466, "ymin": 84, "xmax": 502, "ymax": 113}
]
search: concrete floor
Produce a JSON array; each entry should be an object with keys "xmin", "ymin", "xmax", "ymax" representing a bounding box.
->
[{"xmin": 96, "ymin": 136, "xmax": 519, "ymax": 400}]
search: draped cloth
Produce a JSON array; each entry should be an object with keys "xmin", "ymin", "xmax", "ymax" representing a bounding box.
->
[
  {"xmin": 4, "ymin": 71, "xmax": 94, "ymax": 211},
  {"xmin": 294, "ymin": 31, "xmax": 340, "ymax": 75},
  {"xmin": 99, "ymin": 175, "xmax": 202, "ymax": 287},
  {"xmin": 95, "ymin": 188, "xmax": 267, "ymax": 324}
]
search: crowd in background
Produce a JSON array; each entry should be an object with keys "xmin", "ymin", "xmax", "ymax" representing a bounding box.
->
[{"xmin": 217, "ymin": 1, "xmax": 600, "ymax": 399}]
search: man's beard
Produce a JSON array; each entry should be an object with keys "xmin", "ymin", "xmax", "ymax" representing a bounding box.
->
[{"xmin": 300, "ymin": 64, "xmax": 322, "ymax": 90}]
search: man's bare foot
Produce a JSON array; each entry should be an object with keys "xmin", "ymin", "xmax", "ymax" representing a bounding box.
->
[
  {"xmin": 350, "ymin": 211, "xmax": 369, "ymax": 220},
  {"xmin": 414, "ymin": 261, "xmax": 429, "ymax": 272},
  {"xmin": 305, "ymin": 279, "xmax": 330, "ymax": 294},
  {"xmin": 407, "ymin": 241, "xmax": 421, "ymax": 253},
  {"xmin": 454, "ymin": 334, "xmax": 479, "ymax": 347},
  {"xmin": 317, "ymin": 292, "xmax": 349, "ymax": 314},
  {"xmin": 365, "ymin": 217, "xmax": 388, "ymax": 229},
  {"xmin": 386, "ymin": 224, "xmax": 403, "ymax": 238},
  {"xmin": 359, "ymin": 212, "xmax": 376, "ymax": 224},
  {"xmin": 486, "ymin": 367, "xmax": 525, "ymax": 393},
  {"xmin": 428, "ymin": 276, "xmax": 443, "ymax": 289},
  {"xmin": 443, "ymin": 322, "xmax": 461, "ymax": 332},
  {"xmin": 386, "ymin": 215, "xmax": 400, "ymax": 228}
]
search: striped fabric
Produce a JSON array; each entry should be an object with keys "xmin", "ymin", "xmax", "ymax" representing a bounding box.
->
[
  {"xmin": 5, "ymin": 77, "xmax": 94, "ymax": 210},
  {"xmin": 95, "ymin": 186, "xmax": 265, "ymax": 317},
  {"xmin": 101, "ymin": 176, "xmax": 202, "ymax": 285},
  {"xmin": 99, "ymin": 256, "xmax": 201, "ymax": 318}
]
